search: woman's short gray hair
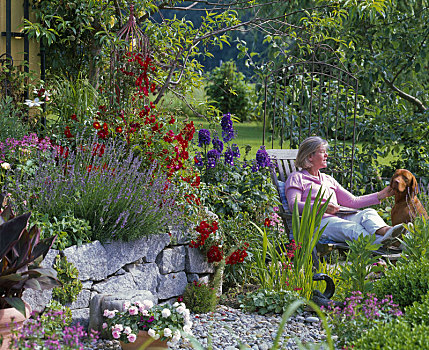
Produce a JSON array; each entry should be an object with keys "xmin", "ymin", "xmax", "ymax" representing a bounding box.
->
[{"xmin": 295, "ymin": 136, "xmax": 328, "ymax": 169}]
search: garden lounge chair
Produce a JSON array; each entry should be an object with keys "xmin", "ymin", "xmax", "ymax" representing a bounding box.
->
[{"xmin": 266, "ymin": 149, "xmax": 401, "ymax": 265}]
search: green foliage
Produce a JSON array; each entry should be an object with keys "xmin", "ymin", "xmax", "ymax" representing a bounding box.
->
[
  {"xmin": 290, "ymin": 187, "xmax": 329, "ymax": 299},
  {"xmin": 218, "ymin": 213, "xmax": 259, "ymax": 290},
  {"xmin": 45, "ymin": 74, "xmax": 99, "ymax": 143},
  {"xmin": 182, "ymin": 281, "xmax": 217, "ymax": 314},
  {"xmin": 205, "ymin": 60, "xmax": 254, "ymax": 121},
  {"xmin": 238, "ymin": 289, "xmax": 301, "ymax": 315},
  {"xmin": 404, "ymin": 291, "xmax": 429, "ymax": 326},
  {"xmin": 353, "ymin": 321, "xmax": 429, "ymax": 350},
  {"xmin": 30, "ymin": 212, "xmax": 92, "ymax": 250},
  {"xmin": 42, "ymin": 300, "xmax": 73, "ymax": 333},
  {"xmin": 339, "ymin": 233, "xmax": 383, "ymax": 295},
  {"xmin": 374, "ymin": 257, "xmax": 429, "ymax": 308},
  {"xmin": 0, "ymin": 96, "xmax": 30, "ymax": 142},
  {"xmin": 200, "ymin": 160, "xmax": 277, "ymax": 220},
  {"xmin": 52, "ymin": 255, "xmax": 82, "ymax": 305},
  {"xmin": 325, "ymin": 292, "xmax": 403, "ymax": 348},
  {"xmin": 398, "ymin": 216, "xmax": 429, "ymax": 263},
  {"xmin": 251, "ymin": 187, "xmax": 328, "ymax": 300}
]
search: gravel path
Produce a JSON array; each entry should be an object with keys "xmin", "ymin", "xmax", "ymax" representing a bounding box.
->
[{"xmin": 91, "ymin": 305, "xmax": 326, "ymax": 350}]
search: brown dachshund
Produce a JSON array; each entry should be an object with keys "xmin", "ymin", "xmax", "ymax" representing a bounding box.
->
[{"xmin": 390, "ymin": 169, "xmax": 429, "ymax": 225}]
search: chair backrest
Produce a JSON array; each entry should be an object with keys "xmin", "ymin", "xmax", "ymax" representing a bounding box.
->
[{"xmin": 266, "ymin": 149, "xmax": 299, "ymax": 183}]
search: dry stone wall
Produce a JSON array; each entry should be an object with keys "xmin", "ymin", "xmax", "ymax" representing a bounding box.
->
[{"xmin": 23, "ymin": 230, "xmax": 213, "ymax": 331}]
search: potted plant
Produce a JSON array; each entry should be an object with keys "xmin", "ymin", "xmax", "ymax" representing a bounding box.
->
[
  {"xmin": 0, "ymin": 196, "xmax": 59, "ymax": 349},
  {"xmin": 103, "ymin": 300, "xmax": 193, "ymax": 350}
]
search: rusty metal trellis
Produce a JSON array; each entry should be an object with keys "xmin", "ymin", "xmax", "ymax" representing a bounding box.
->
[
  {"xmin": 109, "ymin": 5, "xmax": 151, "ymax": 106},
  {"xmin": 116, "ymin": 5, "xmax": 150, "ymax": 58},
  {"xmin": 262, "ymin": 44, "xmax": 358, "ymax": 190}
]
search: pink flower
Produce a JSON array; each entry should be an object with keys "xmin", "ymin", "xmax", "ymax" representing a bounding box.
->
[
  {"xmin": 102, "ymin": 323, "xmax": 108, "ymax": 329},
  {"xmin": 128, "ymin": 306, "xmax": 138, "ymax": 315},
  {"xmin": 127, "ymin": 333, "xmax": 137, "ymax": 343},
  {"xmin": 112, "ymin": 330, "xmax": 121, "ymax": 339}
]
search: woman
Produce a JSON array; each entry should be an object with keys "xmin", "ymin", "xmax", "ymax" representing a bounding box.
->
[{"xmin": 285, "ymin": 136, "xmax": 404, "ymax": 246}]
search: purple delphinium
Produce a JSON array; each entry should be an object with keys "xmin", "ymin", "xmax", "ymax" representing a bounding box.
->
[
  {"xmin": 221, "ymin": 113, "xmax": 235, "ymax": 142},
  {"xmin": 194, "ymin": 152, "xmax": 204, "ymax": 167},
  {"xmin": 207, "ymin": 149, "xmax": 220, "ymax": 168},
  {"xmin": 212, "ymin": 136, "xmax": 224, "ymax": 153},
  {"xmin": 256, "ymin": 146, "xmax": 271, "ymax": 168},
  {"xmin": 231, "ymin": 144, "xmax": 240, "ymax": 158},
  {"xmin": 224, "ymin": 147, "xmax": 235, "ymax": 166},
  {"xmin": 198, "ymin": 129, "xmax": 211, "ymax": 147}
]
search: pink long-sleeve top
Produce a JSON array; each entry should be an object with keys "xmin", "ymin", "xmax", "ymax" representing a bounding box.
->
[{"xmin": 285, "ymin": 170, "xmax": 380, "ymax": 217}]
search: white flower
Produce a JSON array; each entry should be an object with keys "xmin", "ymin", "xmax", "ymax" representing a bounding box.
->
[
  {"xmin": 24, "ymin": 97, "xmax": 44, "ymax": 107},
  {"xmin": 161, "ymin": 308, "xmax": 171, "ymax": 318},
  {"xmin": 183, "ymin": 324, "xmax": 192, "ymax": 335},
  {"xmin": 1, "ymin": 162, "xmax": 11, "ymax": 170},
  {"xmin": 124, "ymin": 326, "xmax": 132, "ymax": 335},
  {"xmin": 163, "ymin": 328, "xmax": 172, "ymax": 338},
  {"xmin": 176, "ymin": 305, "xmax": 186, "ymax": 314},
  {"xmin": 173, "ymin": 329, "xmax": 181, "ymax": 340},
  {"xmin": 148, "ymin": 328, "xmax": 159, "ymax": 339},
  {"xmin": 185, "ymin": 320, "xmax": 193, "ymax": 329},
  {"xmin": 103, "ymin": 309, "xmax": 117, "ymax": 319},
  {"xmin": 140, "ymin": 309, "xmax": 149, "ymax": 316},
  {"xmin": 113, "ymin": 324, "xmax": 124, "ymax": 332},
  {"xmin": 142, "ymin": 299, "xmax": 154, "ymax": 310},
  {"xmin": 123, "ymin": 301, "xmax": 131, "ymax": 310},
  {"xmin": 173, "ymin": 302, "xmax": 180, "ymax": 307}
]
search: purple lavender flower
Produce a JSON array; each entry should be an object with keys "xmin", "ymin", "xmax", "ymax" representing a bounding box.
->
[
  {"xmin": 212, "ymin": 136, "xmax": 224, "ymax": 153},
  {"xmin": 207, "ymin": 149, "xmax": 220, "ymax": 168},
  {"xmin": 256, "ymin": 146, "xmax": 271, "ymax": 168},
  {"xmin": 221, "ymin": 113, "xmax": 235, "ymax": 142},
  {"xmin": 224, "ymin": 147, "xmax": 234, "ymax": 166},
  {"xmin": 198, "ymin": 129, "xmax": 211, "ymax": 147}
]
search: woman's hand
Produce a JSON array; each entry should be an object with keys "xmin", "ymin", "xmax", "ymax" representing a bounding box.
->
[
  {"xmin": 325, "ymin": 202, "xmax": 340, "ymax": 215},
  {"xmin": 377, "ymin": 186, "xmax": 394, "ymax": 201}
]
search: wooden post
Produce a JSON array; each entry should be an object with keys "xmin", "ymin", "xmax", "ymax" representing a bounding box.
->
[{"xmin": 0, "ymin": 0, "xmax": 40, "ymax": 79}]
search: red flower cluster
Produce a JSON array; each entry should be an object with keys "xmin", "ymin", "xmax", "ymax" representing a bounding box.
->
[
  {"xmin": 207, "ymin": 245, "xmax": 223, "ymax": 263},
  {"xmin": 285, "ymin": 239, "xmax": 302, "ymax": 259},
  {"xmin": 225, "ymin": 243, "xmax": 249, "ymax": 265},
  {"xmin": 92, "ymin": 143, "xmax": 106, "ymax": 157},
  {"xmin": 189, "ymin": 220, "xmax": 219, "ymax": 248},
  {"xmin": 64, "ymin": 126, "xmax": 73, "ymax": 139}
]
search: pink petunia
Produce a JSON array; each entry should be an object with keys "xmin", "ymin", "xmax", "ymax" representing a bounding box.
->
[{"xmin": 127, "ymin": 333, "xmax": 137, "ymax": 343}]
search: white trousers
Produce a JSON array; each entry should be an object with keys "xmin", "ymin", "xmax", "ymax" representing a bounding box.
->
[{"xmin": 320, "ymin": 208, "xmax": 388, "ymax": 244}]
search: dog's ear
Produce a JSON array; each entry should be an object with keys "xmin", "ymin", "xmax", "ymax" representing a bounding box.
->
[
  {"xmin": 410, "ymin": 174, "xmax": 419, "ymax": 196},
  {"xmin": 390, "ymin": 170, "xmax": 398, "ymax": 187}
]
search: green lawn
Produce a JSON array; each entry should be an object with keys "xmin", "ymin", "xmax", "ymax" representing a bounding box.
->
[{"xmin": 163, "ymin": 84, "xmax": 401, "ymax": 163}]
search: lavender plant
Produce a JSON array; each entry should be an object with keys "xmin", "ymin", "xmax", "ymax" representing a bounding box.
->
[
  {"xmin": 7, "ymin": 137, "xmax": 184, "ymax": 242},
  {"xmin": 325, "ymin": 291, "xmax": 403, "ymax": 348}
]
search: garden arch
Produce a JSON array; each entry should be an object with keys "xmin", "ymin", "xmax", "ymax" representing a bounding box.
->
[{"xmin": 261, "ymin": 44, "xmax": 358, "ymax": 190}]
